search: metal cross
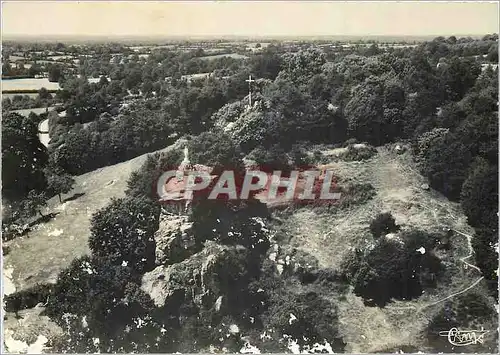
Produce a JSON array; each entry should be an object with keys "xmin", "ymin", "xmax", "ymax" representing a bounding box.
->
[{"xmin": 245, "ymin": 75, "xmax": 255, "ymax": 107}]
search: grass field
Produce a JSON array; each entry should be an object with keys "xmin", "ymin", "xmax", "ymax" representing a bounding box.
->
[
  {"xmin": 2, "ymin": 93, "xmax": 39, "ymax": 99},
  {"xmin": 3, "ymin": 141, "xmax": 182, "ymax": 292},
  {"xmin": 10, "ymin": 107, "xmax": 56, "ymax": 117},
  {"xmin": 198, "ymin": 53, "xmax": 249, "ymax": 60},
  {"xmin": 2, "ymin": 78, "xmax": 60, "ymax": 91}
]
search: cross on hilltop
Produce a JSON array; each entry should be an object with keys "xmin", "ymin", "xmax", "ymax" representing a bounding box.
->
[{"xmin": 245, "ymin": 75, "xmax": 255, "ymax": 107}]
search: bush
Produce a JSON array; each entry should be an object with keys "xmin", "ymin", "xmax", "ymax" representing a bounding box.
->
[
  {"xmin": 126, "ymin": 149, "xmax": 183, "ymax": 200},
  {"xmin": 89, "ymin": 196, "xmax": 160, "ymax": 272},
  {"xmin": 2, "ymin": 112, "xmax": 48, "ymax": 199},
  {"xmin": 188, "ymin": 130, "xmax": 244, "ymax": 174},
  {"xmin": 46, "ymin": 256, "xmax": 149, "ymax": 334},
  {"xmin": 19, "ymin": 190, "xmax": 48, "ymax": 218},
  {"xmin": 4, "ymin": 284, "xmax": 54, "ymax": 312},
  {"xmin": 349, "ymin": 230, "xmax": 443, "ymax": 307},
  {"xmin": 340, "ymin": 144, "xmax": 377, "ymax": 161},
  {"xmin": 427, "ymin": 292, "xmax": 496, "ymax": 352},
  {"xmin": 471, "ymin": 228, "xmax": 499, "ymax": 298},
  {"xmin": 338, "ymin": 183, "xmax": 376, "ymax": 208},
  {"xmin": 289, "ymin": 144, "xmax": 314, "ymax": 169},
  {"xmin": 461, "ymin": 157, "xmax": 498, "ymax": 230},
  {"xmin": 247, "ymin": 145, "xmax": 291, "ymax": 174},
  {"xmin": 369, "ymin": 212, "xmax": 400, "ymax": 238},
  {"xmin": 263, "ymin": 290, "xmax": 345, "ymax": 352}
]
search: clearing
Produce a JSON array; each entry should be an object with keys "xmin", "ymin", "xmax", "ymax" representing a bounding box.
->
[
  {"xmin": 2, "ymin": 78, "xmax": 61, "ymax": 92},
  {"xmin": 274, "ymin": 145, "xmax": 494, "ymax": 352}
]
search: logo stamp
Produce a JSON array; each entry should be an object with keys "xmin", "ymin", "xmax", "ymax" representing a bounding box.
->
[{"xmin": 438, "ymin": 327, "xmax": 489, "ymax": 347}]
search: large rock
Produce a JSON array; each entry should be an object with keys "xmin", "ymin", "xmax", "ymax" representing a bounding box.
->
[
  {"xmin": 141, "ymin": 241, "xmax": 249, "ymax": 310},
  {"xmin": 154, "ymin": 214, "xmax": 197, "ymax": 265}
]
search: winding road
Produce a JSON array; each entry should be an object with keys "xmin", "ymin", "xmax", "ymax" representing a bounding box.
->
[{"xmin": 38, "ymin": 118, "xmax": 50, "ymax": 147}]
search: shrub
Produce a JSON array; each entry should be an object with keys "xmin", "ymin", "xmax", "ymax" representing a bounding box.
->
[
  {"xmin": 289, "ymin": 144, "xmax": 313, "ymax": 168},
  {"xmin": 126, "ymin": 149, "xmax": 183, "ymax": 200},
  {"xmin": 349, "ymin": 230, "xmax": 443, "ymax": 307},
  {"xmin": 369, "ymin": 212, "xmax": 400, "ymax": 239},
  {"xmin": 89, "ymin": 196, "xmax": 160, "ymax": 272},
  {"xmin": 338, "ymin": 183, "xmax": 376, "ymax": 208},
  {"xmin": 340, "ymin": 144, "xmax": 377, "ymax": 161},
  {"xmin": 188, "ymin": 130, "xmax": 244, "ymax": 174},
  {"xmin": 4, "ymin": 284, "xmax": 54, "ymax": 312},
  {"xmin": 263, "ymin": 291, "xmax": 345, "ymax": 352},
  {"xmin": 46, "ymin": 256, "xmax": 148, "ymax": 333},
  {"xmin": 247, "ymin": 145, "xmax": 291, "ymax": 174},
  {"xmin": 19, "ymin": 190, "xmax": 48, "ymax": 218},
  {"xmin": 427, "ymin": 292, "xmax": 496, "ymax": 352}
]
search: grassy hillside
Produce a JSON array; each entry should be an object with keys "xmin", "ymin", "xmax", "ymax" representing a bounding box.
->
[
  {"xmin": 3, "ymin": 142, "xmax": 182, "ymax": 293},
  {"xmin": 267, "ymin": 144, "xmax": 495, "ymax": 352}
]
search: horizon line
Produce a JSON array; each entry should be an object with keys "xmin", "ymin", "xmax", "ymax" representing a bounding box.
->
[{"xmin": 2, "ymin": 33, "xmax": 494, "ymax": 42}]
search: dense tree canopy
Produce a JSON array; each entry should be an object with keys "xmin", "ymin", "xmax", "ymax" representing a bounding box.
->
[{"xmin": 2, "ymin": 113, "xmax": 48, "ymax": 198}]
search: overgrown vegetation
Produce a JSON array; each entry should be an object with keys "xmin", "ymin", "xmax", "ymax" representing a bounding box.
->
[{"xmin": 369, "ymin": 212, "xmax": 400, "ymax": 239}]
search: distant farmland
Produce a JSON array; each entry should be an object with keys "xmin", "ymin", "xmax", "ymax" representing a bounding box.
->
[
  {"xmin": 2, "ymin": 93, "xmax": 39, "ymax": 100},
  {"xmin": 10, "ymin": 106, "xmax": 57, "ymax": 117},
  {"xmin": 198, "ymin": 53, "xmax": 248, "ymax": 60},
  {"xmin": 2, "ymin": 78, "xmax": 60, "ymax": 92}
]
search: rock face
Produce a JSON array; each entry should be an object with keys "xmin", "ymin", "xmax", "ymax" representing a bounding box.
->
[
  {"xmin": 154, "ymin": 214, "xmax": 197, "ymax": 265},
  {"xmin": 141, "ymin": 241, "xmax": 250, "ymax": 310}
]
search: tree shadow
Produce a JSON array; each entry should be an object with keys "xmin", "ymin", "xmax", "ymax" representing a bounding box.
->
[
  {"xmin": 63, "ymin": 192, "xmax": 85, "ymax": 203},
  {"xmin": 3, "ymin": 212, "xmax": 60, "ymax": 242},
  {"xmin": 29, "ymin": 212, "xmax": 60, "ymax": 227}
]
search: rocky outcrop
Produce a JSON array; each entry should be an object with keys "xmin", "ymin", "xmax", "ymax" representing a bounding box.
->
[
  {"xmin": 154, "ymin": 214, "xmax": 197, "ymax": 265},
  {"xmin": 141, "ymin": 241, "xmax": 250, "ymax": 310}
]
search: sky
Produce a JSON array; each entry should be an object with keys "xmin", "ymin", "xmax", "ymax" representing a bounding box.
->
[{"xmin": 2, "ymin": 1, "xmax": 499, "ymax": 38}]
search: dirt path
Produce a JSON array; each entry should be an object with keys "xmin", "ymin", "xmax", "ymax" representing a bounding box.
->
[{"xmin": 38, "ymin": 118, "xmax": 50, "ymax": 147}]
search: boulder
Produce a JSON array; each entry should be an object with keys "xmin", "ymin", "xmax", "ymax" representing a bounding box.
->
[
  {"xmin": 141, "ymin": 241, "xmax": 250, "ymax": 309},
  {"xmin": 420, "ymin": 183, "xmax": 430, "ymax": 191},
  {"xmin": 154, "ymin": 215, "xmax": 197, "ymax": 265}
]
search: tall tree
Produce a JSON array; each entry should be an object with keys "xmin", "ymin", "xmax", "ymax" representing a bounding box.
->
[
  {"xmin": 2, "ymin": 113, "xmax": 48, "ymax": 198},
  {"xmin": 20, "ymin": 190, "xmax": 48, "ymax": 218},
  {"xmin": 45, "ymin": 168, "xmax": 75, "ymax": 203}
]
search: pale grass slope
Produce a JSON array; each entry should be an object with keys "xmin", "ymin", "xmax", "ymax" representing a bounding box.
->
[
  {"xmin": 3, "ymin": 142, "xmax": 182, "ymax": 292},
  {"xmin": 2, "ymin": 143, "xmax": 184, "ymax": 352}
]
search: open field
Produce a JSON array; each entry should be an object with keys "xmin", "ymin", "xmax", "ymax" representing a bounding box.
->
[
  {"xmin": 2, "ymin": 93, "xmax": 39, "ymax": 99},
  {"xmin": 198, "ymin": 53, "xmax": 249, "ymax": 60},
  {"xmin": 10, "ymin": 107, "xmax": 57, "ymax": 117},
  {"xmin": 2, "ymin": 78, "xmax": 60, "ymax": 92}
]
